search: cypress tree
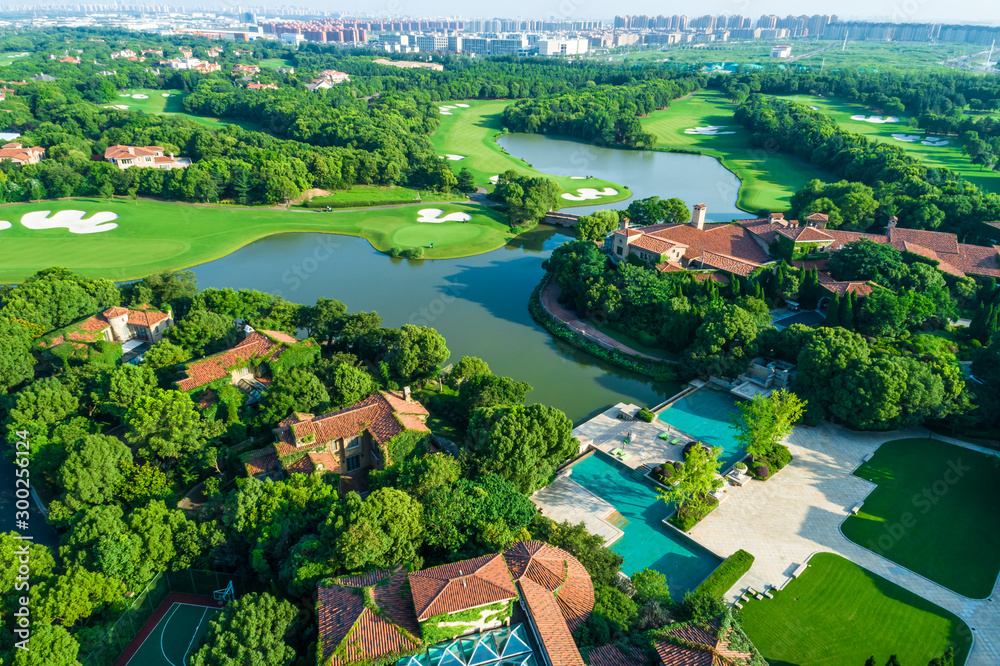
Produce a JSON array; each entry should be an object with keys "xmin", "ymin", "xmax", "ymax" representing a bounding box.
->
[
  {"xmin": 840, "ymin": 291, "xmax": 855, "ymax": 330},
  {"xmin": 731, "ymin": 276, "xmax": 742, "ymax": 297},
  {"xmin": 826, "ymin": 293, "xmax": 841, "ymax": 327}
]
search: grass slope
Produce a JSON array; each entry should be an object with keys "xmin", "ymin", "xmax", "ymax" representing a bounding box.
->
[
  {"xmin": 0, "ymin": 198, "xmax": 516, "ymax": 283},
  {"xmin": 258, "ymin": 58, "xmax": 294, "ymax": 70},
  {"xmin": 104, "ymin": 89, "xmax": 260, "ymax": 131},
  {"xmin": 841, "ymin": 437, "xmax": 1000, "ymax": 598},
  {"xmin": 641, "ymin": 90, "xmax": 834, "ymax": 212},
  {"xmin": 740, "ymin": 553, "xmax": 971, "ymax": 666},
  {"xmin": 429, "ymin": 100, "xmax": 632, "ymax": 209},
  {"xmin": 779, "ymin": 93, "xmax": 1000, "ymax": 195}
]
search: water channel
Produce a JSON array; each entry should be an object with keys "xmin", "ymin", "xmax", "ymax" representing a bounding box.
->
[{"xmin": 191, "ymin": 136, "xmax": 744, "ymax": 423}]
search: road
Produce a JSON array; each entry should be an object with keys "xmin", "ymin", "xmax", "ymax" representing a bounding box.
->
[{"xmin": 0, "ymin": 448, "xmax": 60, "ymax": 551}]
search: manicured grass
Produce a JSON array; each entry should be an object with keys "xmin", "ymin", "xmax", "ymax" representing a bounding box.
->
[
  {"xmin": 641, "ymin": 90, "xmax": 834, "ymax": 212},
  {"xmin": 306, "ymin": 185, "xmax": 423, "ymax": 205},
  {"xmin": 740, "ymin": 553, "xmax": 971, "ymax": 666},
  {"xmin": 429, "ymin": 100, "xmax": 632, "ymax": 209},
  {"xmin": 841, "ymin": 437, "xmax": 1000, "ymax": 598},
  {"xmin": 0, "ymin": 51, "xmax": 29, "ymax": 66},
  {"xmin": 103, "ymin": 89, "xmax": 260, "ymax": 131},
  {"xmin": 258, "ymin": 58, "xmax": 293, "ymax": 70},
  {"xmin": 779, "ymin": 93, "xmax": 1000, "ymax": 194},
  {"xmin": 0, "ymin": 198, "xmax": 518, "ymax": 283}
]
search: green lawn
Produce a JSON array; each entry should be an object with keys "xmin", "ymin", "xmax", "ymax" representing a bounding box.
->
[
  {"xmin": 778, "ymin": 93, "xmax": 1000, "ymax": 194},
  {"xmin": 103, "ymin": 89, "xmax": 260, "ymax": 131},
  {"xmin": 0, "ymin": 51, "xmax": 29, "ymax": 67},
  {"xmin": 0, "ymin": 198, "xmax": 518, "ymax": 283},
  {"xmin": 258, "ymin": 58, "xmax": 293, "ymax": 70},
  {"xmin": 305, "ymin": 185, "xmax": 424, "ymax": 205},
  {"xmin": 740, "ymin": 553, "xmax": 971, "ymax": 666},
  {"xmin": 641, "ymin": 90, "xmax": 834, "ymax": 212},
  {"xmin": 841, "ymin": 437, "xmax": 1000, "ymax": 598},
  {"xmin": 430, "ymin": 100, "xmax": 632, "ymax": 209}
]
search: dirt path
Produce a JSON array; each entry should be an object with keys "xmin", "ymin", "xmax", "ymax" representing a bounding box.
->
[{"xmin": 540, "ymin": 279, "xmax": 676, "ymax": 363}]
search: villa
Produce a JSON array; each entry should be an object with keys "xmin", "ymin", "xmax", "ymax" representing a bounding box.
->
[
  {"xmin": 305, "ymin": 79, "xmax": 334, "ymax": 92},
  {"xmin": 242, "ymin": 387, "xmax": 431, "ymax": 490},
  {"xmin": 0, "ymin": 142, "xmax": 44, "ymax": 165},
  {"xmin": 316, "ymin": 541, "xmax": 594, "ymax": 666},
  {"xmin": 163, "ymin": 57, "xmax": 221, "ymax": 72},
  {"xmin": 104, "ymin": 145, "xmax": 192, "ymax": 170},
  {"xmin": 606, "ymin": 204, "xmax": 1000, "ymax": 299},
  {"xmin": 40, "ymin": 304, "xmax": 174, "ymax": 364},
  {"xmin": 233, "ymin": 63, "xmax": 260, "ymax": 75},
  {"xmin": 247, "ymin": 82, "xmax": 278, "ymax": 90}
]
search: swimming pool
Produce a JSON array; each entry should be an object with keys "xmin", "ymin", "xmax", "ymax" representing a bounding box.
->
[
  {"xmin": 659, "ymin": 388, "xmax": 745, "ymax": 469},
  {"xmin": 567, "ymin": 452, "xmax": 721, "ymax": 596}
]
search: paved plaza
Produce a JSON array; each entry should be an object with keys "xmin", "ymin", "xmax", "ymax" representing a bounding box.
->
[
  {"xmin": 572, "ymin": 403, "xmax": 701, "ymax": 472},
  {"xmin": 531, "ymin": 473, "xmax": 624, "ymax": 546},
  {"xmin": 687, "ymin": 422, "xmax": 1000, "ymax": 665}
]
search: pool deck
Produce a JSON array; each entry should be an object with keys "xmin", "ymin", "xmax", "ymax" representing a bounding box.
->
[
  {"xmin": 531, "ymin": 472, "xmax": 624, "ymax": 546},
  {"xmin": 571, "ymin": 403, "xmax": 697, "ymax": 471}
]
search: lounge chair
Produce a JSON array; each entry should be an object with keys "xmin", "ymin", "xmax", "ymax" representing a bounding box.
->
[
  {"xmin": 670, "ymin": 438, "xmax": 681, "ymax": 445},
  {"xmin": 657, "ymin": 432, "xmax": 670, "ymax": 440}
]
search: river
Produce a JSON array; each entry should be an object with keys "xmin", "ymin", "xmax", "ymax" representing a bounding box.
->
[{"xmin": 191, "ymin": 136, "xmax": 743, "ymax": 423}]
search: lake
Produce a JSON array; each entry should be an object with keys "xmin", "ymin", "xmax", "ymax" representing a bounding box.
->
[{"xmin": 191, "ymin": 135, "xmax": 744, "ymax": 423}]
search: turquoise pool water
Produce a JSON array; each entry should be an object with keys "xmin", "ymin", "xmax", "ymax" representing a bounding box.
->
[
  {"xmin": 659, "ymin": 388, "xmax": 745, "ymax": 468},
  {"xmin": 567, "ymin": 453, "xmax": 721, "ymax": 596}
]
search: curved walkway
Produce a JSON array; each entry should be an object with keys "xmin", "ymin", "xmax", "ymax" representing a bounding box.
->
[
  {"xmin": 686, "ymin": 423, "xmax": 999, "ymax": 665},
  {"xmin": 540, "ymin": 279, "xmax": 676, "ymax": 363}
]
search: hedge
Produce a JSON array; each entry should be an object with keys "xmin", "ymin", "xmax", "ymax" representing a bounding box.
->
[{"xmin": 696, "ymin": 549, "xmax": 755, "ymax": 599}]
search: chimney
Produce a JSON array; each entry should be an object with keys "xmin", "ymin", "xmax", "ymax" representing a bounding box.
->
[
  {"xmin": 768, "ymin": 212, "xmax": 786, "ymax": 226},
  {"xmin": 691, "ymin": 204, "xmax": 706, "ymax": 231},
  {"xmin": 403, "ymin": 386, "xmax": 412, "ymax": 403},
  {"xmin": 619, "ymin": 217, "xmax": 630, "ymax": 231},
  {"xmin": 887, "ymin": 215, "xmax": 898, "ymax": 230}
]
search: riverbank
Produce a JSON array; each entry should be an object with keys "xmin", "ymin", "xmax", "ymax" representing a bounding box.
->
[{"xmin": 529, "ymin": 274, "xmax": 681, "ymax": 382}]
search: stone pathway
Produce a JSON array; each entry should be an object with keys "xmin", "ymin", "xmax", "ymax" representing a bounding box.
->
[
  {"xmin": 571, "ymin": 404, "xmax": 695, "ymax": 471},
  {"xmin": 687, "ymin": 422, "xmax": 999, "ymax": 665}
]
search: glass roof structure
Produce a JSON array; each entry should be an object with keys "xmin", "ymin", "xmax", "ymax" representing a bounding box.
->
[{"xmin": 395, "ymin": 624, "xmax": 537, "ymax": 666}]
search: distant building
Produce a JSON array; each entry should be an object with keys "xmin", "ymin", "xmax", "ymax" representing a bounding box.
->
[
  {"xmin": 164, "ymin": 57, "xmax": 220, "ymax": 72},
  {"xmin": 275, "ymin": 66, "xmax": 295, "ymax": 74},
  {"xmin": 537, "ymin": 38, "xmax": 589, "ymax": 55},
  {"xmin": 318, "ymin": 69, "xmax": 350, "ymax": 83},
  {"xmin": 110, "ymin": 49, "xmax": 137, "ymax": 60},
  {"xmin": 233, "ymin": 63, "xmax": 260, "ymax": 75},
  {"xmin": 372, "ymin": 58, "xmax": 443, "ymax": 71},
  {"xmin": 104, "ymin": 145, "xmax": 192, "ymax": 170},
  {"xmin": 29, "ymin": 74, "xmax": 57, "ymax": 82},
  {"xmin": 0, "ymin": 143, "xmax": 44, "ymax": 165},
  {"xmin": 771, "ymin": 44, "xmax": 792, "ymax": 58},
  {"xmin": 39, "ymin": 305, "xmax": 174, "ymax": 365},
  {"xmin": 247, "ymin": 81, "xmax": 278, "ymax": 90}
]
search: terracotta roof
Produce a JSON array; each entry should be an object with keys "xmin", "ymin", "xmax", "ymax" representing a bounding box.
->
[
  {"xmin": 655, "ymin": 261, "xmax": 686, "ymax": 273},
  {"xmin": 741, "ymin": 221, "xmax": 786, "ymax": 245},
  {"xmin": 286, "ymin": 450, "xmax": 341, "ymax": 475},
  {"xmin": 0, "ymin": 145, "xmax": 43, "ymax": 160},
  {"xmin": 503, "ymin": 541, "xmax": 594, "ymax": 632},
  {"xmin": 698, "ymin": 252, "xmax": 760, "ymax": 277},
  {"xmin": 242, "ymin": 446, "xmax": 280, "ymax": 476},
  {"xmin": 776, "ymin": 226, "xmax": 833, "ymax": 243},
  {"xmin": 817, "ymin": 271, "xmax": 874, "ymax": 297},
  {"xmin": 950, "ymin": 244, "xmax": 1000, "ymax": 278},
  {"xmin": 124, "ymin": 304, "xmax": 171, "ymax": 327},
  {"xmin": 888, "ymin": 227, "xmax": 959, "ymax": 256},
  {"xmin": 632, "ymin": 235, "xmax": 681, "ymax": 255},
  {"xmin": 824, "ymin": 230, "xmax": 889, "ymax": 251},
  {"xmin": 639, "ymin": 223, "xmax": 771, "ymax": 265},
  {"xmin": 176, "ymin": 330, "xmax": 290, "ymax": 392},
  {"xmin": 612, "ymin": 227, "xmax": 643, "ymax": 238},
  {"xmin": 588, "ymin": 644, "xmax": 649, "ymax": 666},
  {"xmin": 317, "ymin": 567, "xmax": 422, "ymax": 666},
  {"xmin": 103, "ymin": 306, "xmax": 129, "ymax": 318},
  {"xmin": 656, "ymin": 619, "xmax": 753, "ymax": 666},
  {"xmin": 519, "ymin": 577, "xmax": 585, "ymax": 666},
  {"xmin": 805, "ymin": 213, "xmax": 829, "ymax": 222},
  {"xmin": 408, "ymin": 554, "xmax": 517, "ymax": 621},
  {"xmin": 104, "ymin": 145, "xmax": 163, "ymax": 159},
  {"xmin": 274, "ymin": 392, "xmax": 428, "ymax": 462}
]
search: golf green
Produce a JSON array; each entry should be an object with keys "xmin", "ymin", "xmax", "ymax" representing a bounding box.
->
[
  {"xmin": 103, "ymin": 88, "xmax": 259, "ymax": 130},
  {"xmin": 641, "ymin": 90, "xmax": 834, "ymax": 213},
  {"xmin": 740, "ymin": 553, "xmax": 971, "ymax": 666},
  {"xmin": 0, "ymin": 198, "xmax": 517, "ymax": 283},
  {"xmin": 430, "ymin": 100, "xmax": 632, "ymax": 208},
  {"xmin": 778, "ymin": 93, "xmax": 1000, "ymax": 195},
  {"xmin": 841, "ymin": 438, "xmax": 1000, "ymax": 598}
]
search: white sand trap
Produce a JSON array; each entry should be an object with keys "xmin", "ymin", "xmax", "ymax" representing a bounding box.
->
[
  {"xmin": 489, "ymin": 175, "xmax": 500, "ymax": 184},
  {"xmin": 922, "ymin": 137, "xmax": 950, "ymax": 146},
  {"xmin": 684, "ymin": 125, "xmax": 736, "ymax": 135},
  {"xmin": 20, "ymin": 210, "xmax": 119, "ymax": 234},
  {"xmin": 0, "ymin": 221, "xmax": 11, "ymax": 230},
  {"xmin": 132, "ymin": 94, "xmax": 148, "ymax": 99},
  {"xmin": 561, "ymin": 187, "xmax": 619, "ymax": 201},
  {"xmin": 455, "ymin": 103, "xmax": 470, "ymax": 108},
  {"xmin": 439, "ymin": 111, "xmax": 453, "ymax": 115},
  {"xmin": 161, "ymin": 93, "xmax": 173, "ymax": 97},
  {"xmin": 440, "ymin": 105, "xmax": 457, "ymax": 110},
  {"xmin": 104, "ymin": 104, "xmax": 130, "ymax": 110},
  {"xmin": 438, "ymin": 154, "xmax": 465, "ymax": 160},
  {"xmin": 417, "ymin": 208, "xmax": 472, "ymax": 223},
  {"xmin": 810, "ymin": 106, "xmax": 819, "ymax": 110},
  {"xmin": 570, "ymin": 176, "xmax": 587, "ymax": 179},
  {"xmin": 119, "ymin": 94, "xmax": 130, "ymax": 97},
  {"xmin": 851, "ymin": 115, "xmax": 900, "ymax": 124},
  {"xmin": 891, "ymin": 133, "xmax": 921, "ymax": 142}
]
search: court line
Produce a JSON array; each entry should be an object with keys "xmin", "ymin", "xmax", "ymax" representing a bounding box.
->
[
  {"xmin": 181, "ymin": 607, "xmax": 211, "ymax": 664},
  {"xmin": 125, "ymin": 603, "xmax": 181, "ymax": 666},
  {"xmin": 159, "ymin": 604, "xmax": 183, "ymax": 666}
]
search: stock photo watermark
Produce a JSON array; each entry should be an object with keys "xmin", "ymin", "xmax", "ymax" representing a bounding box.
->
[{"xmin": 11, "ymin": 429, "xmax": 33, "ymax": 652}]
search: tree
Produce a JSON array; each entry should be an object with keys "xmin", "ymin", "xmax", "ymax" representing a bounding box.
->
[
  {"xmin": 385, "ymin": 324, "xmax": 449, "ymax": 384},
  {"xmin": 458, "ymin": 373, "xmax": 532, "ymax": 416},
  {"xmin": 5, "ymin": 376, "xmax": 79, "ymax": 451},
  {"xmin": 0, "ymin": 318, "xmax": 34, "ymax": 392},
  {"xmin": 167, "ymin": 309, "xmax": 234, "ymax": 355},
  {"xmin": 858, "ymin": 290, "xmax": 908, "ymax": 337},
  {"xmin": 9, "ymin": 624, "xmax": 80, "ymax": 666},
  {"xmin": 657, "ymin": 443, "xmax": 723, "ymax": 512},
  {"xmin": 625, "ymin": 196, "xmax": 690, "ymax": 225},
  {"xmin": 189, "ymin": 593, "xmax": 297, "ymax": 666},
  {"xmin": 254, "ymin": 368, "xmax": 329, "ymax": 427},
  {"xmin": 125, "ymin": 389, "xmax": 225, "ymax": 461},
  {"xmin": 456, "ymin": 167, "xmax": 476, "ymax": 192},
  {"xmin": 828, "ymin": 240, "xmax": 908, "ymax": 286},
  {"xmin": 447, "ymin": 356, "xmax": 491, "ymax": 389},
  {"xmin": 825, "ymin": 293, "xmax": 841, "ymax": 327},
  {"xmin": 575, "ymin": 209, "xmax": 619, "ymax": 241},
  {"xmin": 683, "ymin": 301, "xmax": 764, "ymax": 378},
  {"xmin": 730, "ymin": 389, "xmax": 805, "ymax": 461},
  {"xmin": 332, "ymin": 488, "xmax": 425, "ymax": 572},
  {"xmin": 299, "ymin": 297, "xmax": 347, "ymax": 348},
  {"xmin": 58, "ymin": 434, "xmax": 131, "ymax": 510},
  {"xmin": 141, "ymin": 340, "xmax": 192, "ymax": 371},
  {"xmin": 326, "ymin": 363, "xmax": 380, "ymax": 408},
  {"xmin": 100, "ymin": 363, "xmax": 158, "ymax": 419},
  {"xmin": 631, "ymin": 568, "xmax": 671, "ymax": 606},
  {"xmin": 466, "ymin": 403, "xmax": 577, "ymax": 494},
  {"xmin": 32, "ymin": 566, "xmax": 123, "ymax": 627}
]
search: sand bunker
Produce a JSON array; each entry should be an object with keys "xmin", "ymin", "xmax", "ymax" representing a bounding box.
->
[
  {"xmin": 684, "ymin": 125, "xmax": 736, "ymax": 135},
  {"xmin": 922, "ymin": 137, "xmax": 950, "ymax": 146},
  {"xmin": 438, "ymin": 154, "xmax": 465, "ymax": 161},
  {"xmin": 439, "ymin": 111, "xmax": 453, "ymax": 115},
  {"xmin": 561, "ymin": 187, "xmax": 619, "ymax": 201},
  {"xmin": 455, "ymin": 103, "xmax": 470, "ymax": 108},
  {"xmin": 19, "ymin": 210, "xmax": 119, "ymax": 234},
  {"xmin": 119, "ymin": 93, "xmax": 131, "ymax": 97},
  {"xmin": 132, "ymin": 94, "xmax": 149, "ymax": 99},
  {"xmin": 850, "ymin": 115, "xmax": 900, "ymax": 123},
  {"xmin": 489, "ymin": 175, "xmax": 500, "ymax": 184},
  {"xmin": 891, "ymin": 133, "xmax": 950, "ymax": 146},
  {"xmin": 570, "ymin": 176, "xmax": 588, "ymax": 180},
  {"xmin": 161, "ymin": 93, "xmax": 173, "ymax": 97},
  {"xmin": 810, "ymin": 106, "xmax": 819, "ymax": 110},
  {"xmin": 104, "ymin": 104, "xmax": 130, "ymax": 110},
  {"xmin": 891, "ymin": 134, "xmax": 922, "ymax": 142},
  {"xmin": 417, "ymin": 208, "xmax": 472, "ymax": 223},
  {"xmin": 0, "ymin": 221, "xmax": 10, "ymax": 230}
]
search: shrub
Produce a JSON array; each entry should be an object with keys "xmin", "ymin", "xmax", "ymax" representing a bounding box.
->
[
  {"xmin": 636, "ymin": 407, "xmax": 655, "ymax": 422},
  {"xmin": 672, "ymin": 461, "xmax": 683, "ymax": 472},
  {"xmin": 754, "ymin": 464, "xmax": 769, "ymax": 479},
  {"xmin": 734, "ymin": 462, "xmax": 747, "ymax": 472},
  {"xmin": 772, "ymin": 444, "xmax": 793, "ymax": 469},
  {"xmin": 696, "ymin": 549, "xmax": 755, "ymax": 598},
  {"xmin": 402, "ymin": 247, "xmax": 425, "ymax": 259},
  {"xmin": 670, "ymin": 495, "xmax": 719, "ymax": 531},
  {"xmin": 659, "ymin": 466, "xmax": 675, "ymax": 481},
  {"xmin": 389, "ymin": 247, "xmax": 402, "ymax": 257},
  {"xmin": 676, "ymin": 591, "xmax": 728, "ymax": 625}
]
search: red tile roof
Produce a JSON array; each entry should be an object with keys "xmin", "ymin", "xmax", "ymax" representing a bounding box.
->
[
  {"xmin": 317, "ymin": 567, "xmax": 422, "ymax": 666},
  {"xmin": 176, "ymin": 330, "xmax": 291, "ymax": 392},
  {"xmin": 408, "ymin": 554, "xmax": 517, "ymax": 621},
  {"xmin": 242, "ymin": 446, "xmax": 280, "ymax": 476},
  {"xmin": 741, "ymin": 221, "xmax": 786, "ymax": 245},
  {"xmin": 817, "ymin": 271, "xmax": 874, "ymax": 297},
  {"xmin": 698, "ymin": 252, "xmax": 760, "ymax": 277},
  {"xmin": 503, "ymin": 541, "xmax": 594, "ymax": 632},
  {"xmin": 104, "ymin": 145, "xmax": 163, "ymax": 159},
  {"xmin": 888, "ymin": 227, "xmax": 959, "ymax": 256},
  {"xmin": 588, "ymin": 644, "xmax": 649, "ymax": 666},
  {"xmin": 124, "ymin": 304, "xmax": 171, "ymax": 327},
  {"xmin": 776, "ymin": 226, "xmax": 833, "ymax": 243},
  {"xmin": 656, "ymin": 619, "xmax": 754, "ymax": 666},
  {"xmin": 640, "ymin": 223, "xmax": 771, "ymax": 265},
  {"xmin": 632, "ymin": 235, "xmax": 682, "ymax": 255},
  {"xmin": 519, "ymin": 577, "xmax": 585, "ymax": 666},
  {"xmin": 949, "ymin": 244, "xmax": 1000, "ymax": 278}
]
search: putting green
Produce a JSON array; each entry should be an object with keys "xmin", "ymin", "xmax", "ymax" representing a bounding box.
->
[
  {"xmin": 102, "ymin": 89, "xmax": 260, "ymax": 131},
  {"xmin": 0, "ymin": 198, "xmax": 516, "ymax": 283},
  {"xmin": 641, "ymin": 90, "xmax": 835, "ymax": 212},
  {"xmin": 430, "ymin": 100, "xmax": 631, "ymax": 209},
  {"xmin": 778, "ymin": 94, "xmax": 1000, "ymax": 195}
]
